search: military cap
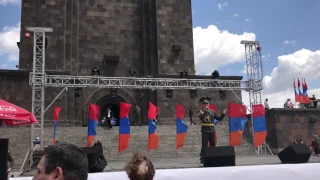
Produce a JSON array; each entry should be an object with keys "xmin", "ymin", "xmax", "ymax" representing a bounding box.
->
[{"xmin": 199, "ymin": 96, "xmax": 211, "ymax": 104}]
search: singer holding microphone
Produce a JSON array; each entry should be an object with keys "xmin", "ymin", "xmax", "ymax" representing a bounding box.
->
[{"xmin": 198, "ymin": 96, "xmax": 227, "ymax": 164}]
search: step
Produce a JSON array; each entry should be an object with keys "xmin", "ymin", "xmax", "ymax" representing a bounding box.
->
[{"xmin": 0, "ymin": 124, "xmax": 254, "ymax": 169}]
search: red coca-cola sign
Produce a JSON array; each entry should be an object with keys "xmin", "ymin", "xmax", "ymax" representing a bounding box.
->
[{"xmin": 0, "ymin": 106, "xmax": 17, "ymax": 112}]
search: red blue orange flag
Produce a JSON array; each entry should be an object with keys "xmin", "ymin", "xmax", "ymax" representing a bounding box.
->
[
  {"xmin": 252, "ymin": 104, "xmax": 267, "ymax": 148},
  {"xmin": 228, "ymin": 103, "xmax": 248, "ymax": 146},
  {"xmin": 208, "ymin": 104, "xmax": 218, "ymax": 146},
  {"xmin": 87, "ymin": 103, "xmax": 100, "ymax": 147},
  {"xmin": 293, "ymin": 78, "xmax": 299, "ymax": 103},
  {"xmin": 118, "ymin": 102, "xmax": 132, "ymax": 152},
  {"xmin": 148, "ymin": 102, "xmax": 159, "ymax": 151},
  {"xmin": 52, "ymin": 103, "xmax": 61, "ymax": 144},
  {"xmin": 176, "ymin": 103, "xmax": 188, "ymax": 149}
]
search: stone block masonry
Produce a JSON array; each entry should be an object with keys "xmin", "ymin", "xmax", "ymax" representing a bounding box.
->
[
  {"xmin": 266, "ymin": 108, "xmax": 320, "ymax": 153},
  {"xmin": 0, "ymin": 124, "xmax": 254, "ymax": 170}
]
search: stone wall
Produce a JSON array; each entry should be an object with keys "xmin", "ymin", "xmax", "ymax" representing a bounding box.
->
[
  {"xmin": 156, "ymin": 0, "xmax": 195, "ymax": 75},
  {"xmin": 0, "ymin": 70, "xmax": 31, "ymax": 111},
  {"xmin": 265, "ymin": 108, "xmax": 320, "ymax": 153}
]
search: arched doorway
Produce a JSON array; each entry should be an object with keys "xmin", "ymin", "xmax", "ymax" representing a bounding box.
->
[
  {"xmin": 85, "ymin": 88, "xmax": 137, "ymax": 126},
  {"xmin": 97, "ymin": 94, "xmax": 126, "ymax": 126}
]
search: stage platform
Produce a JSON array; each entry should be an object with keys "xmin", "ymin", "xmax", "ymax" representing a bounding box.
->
[{"xmin": 21, "ymin": 155, "xmax": 320, "ymax": 177}]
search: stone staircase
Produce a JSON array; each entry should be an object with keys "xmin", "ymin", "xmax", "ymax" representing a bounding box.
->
[{"xmin": 0, "ymin": 122, "xmax": 255, "ymax": 170}]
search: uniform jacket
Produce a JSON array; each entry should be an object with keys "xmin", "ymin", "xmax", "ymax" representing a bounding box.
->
[{"xmin": 198, "ymin": 109, "xmax": 225, "ymax": 133}]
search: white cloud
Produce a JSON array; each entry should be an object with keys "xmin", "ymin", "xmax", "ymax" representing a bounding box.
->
[
  {"xmin": 193, "ymin": 25, "xmax": 256, "ymax": 73},
  {"xmin": 217, "ymin": 2, "xmax": 228, "ymax": 11},
  {"xmin": 233, "ymin": 14, "xmax": 239, "ymax": 17},
  {"xmin": 0, "ymin": 0, "xmax": 19, "ymax": 5},
  {"xmin": 245, "ymin": 18, "xmax": 252, "ymax": 22},
  {"xmin": 283, "ymin": 40, "xmax": 297, "ymax": 46},
  {"xmin": 0, "ymin": 23, "xmax": 20, "ymax": 62},
  {"xmin": 193, "ymin": 24, "xmax": 320, "ymax": 111},
  {"xmin": 264, "ymin": 49, "xmax": 320, "ymax": 94}
]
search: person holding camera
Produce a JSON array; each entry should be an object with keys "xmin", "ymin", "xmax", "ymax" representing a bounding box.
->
[{"xmin": 198, "ymin": 96, "xmax": 227, "ymax": 164}]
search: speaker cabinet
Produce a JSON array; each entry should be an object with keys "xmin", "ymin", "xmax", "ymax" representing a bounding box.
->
[
  {"xmin": 81, "ymin": 146, "xmax": 107, "ymax": 173},
  {"xmin": 203, "ymin": 146, "xmax": 235, "ymax": 167},
  {"xmin": 0, "ymin": 139, "xmax": 9, "ymax": 180},
  {"xmin": 278, "ymin": 144, "xmax": 312, "ymax": 164}
]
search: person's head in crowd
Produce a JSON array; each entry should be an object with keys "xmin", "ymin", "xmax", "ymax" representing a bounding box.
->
[
  {"xmin": 125, "ymin": 153, "xmax": 155, "ymax": 180},
  {"xmin": 33, "ymin": 143, "xmax": 88, "ymax": 180}
]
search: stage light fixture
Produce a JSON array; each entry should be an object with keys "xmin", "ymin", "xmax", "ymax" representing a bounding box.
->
[
  {"xmin": 219, "ymin": 90, "xmax": 226, "ymax": 100},
  {"xmin": 25, "ymin": 32, "xmax": 30, "ymax": 38},
  {"xmin": 129, "ymin": 69, "xmax": 136, "ymax": 76},
  {"xmin": 212, "ymin": 70, "xmax": 220, "ymax": 79},
  {"xmin": 92, "ymin": 67, "xmax": 100, "ymax": 76},
  {"xmin": 110, "ymin": 89, "xmax": 117, "ymax": 96},
  {"xmin": 137, "ymin": 89, "xmax": 144, "ymax": 99},
  {"xmin": 190, "ymin": 90, "xmax": 197, "ymax": 99},
  {"xmin": 179, "ymin": 71, "xmax": 188, "ymax": 78},
  {"xmin": 74, "ymin": 87, "xmax": 82, "ymax": 98},
  {"xmin": 166, "ymin": 89, "xmax": 173, "ymax": 98}
]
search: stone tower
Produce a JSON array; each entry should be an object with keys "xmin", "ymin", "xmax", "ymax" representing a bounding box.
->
[{"xmin": 16, "ymin": 0, "xmax": 241, "ymax": 125}]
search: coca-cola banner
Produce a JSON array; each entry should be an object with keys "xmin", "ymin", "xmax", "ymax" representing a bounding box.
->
[{"xmin": 0, "ymin": 99, "xmax": 38, "ymax": 126}]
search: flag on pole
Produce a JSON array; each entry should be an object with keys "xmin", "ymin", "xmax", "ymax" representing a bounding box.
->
[
  {"xmin": 228, "ymin": 103, "xmax": 247, "ymax": 146},
  {"xmin": 148, "ymin": 102, "xmax": 159, "ymax": 151},
  {"xmin": 252, "ymin": 104, "xmax": 267, "ymax": 148},
  {"xmin": 208, "ymin": 104, "xmax": 219, "ymax": 146},
  {"xmin": 87, "ymin": 103, "xmax": 100, "ymax": 147},
  {"xmin": 297, "ymin": 78, "xmax": 303, "ymax": 102},
  {"xmin": 118, "ymin": 102, "xmax": 132, "ymax": 152},
  {"xmin": 176, "ymin": 103, "xmax": 188, "ymax": 149},
  {"xmin": 293, "ymin": 78, "xmax": 299, "ymax": 103},
  {"xmin": 52, "ymin": 103, "xmax": 61, "ymax": 144}
]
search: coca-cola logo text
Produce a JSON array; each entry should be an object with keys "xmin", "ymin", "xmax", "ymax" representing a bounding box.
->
[{"xmin": 0, "ymin": 106, "xmax": 17, "ymax": 112}]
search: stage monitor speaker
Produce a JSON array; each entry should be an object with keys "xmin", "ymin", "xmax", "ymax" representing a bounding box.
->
[
  {"xmin": 203, "ymin": 146, "xmax": 235, "ymax": 167},
  {"xmin": 0, "ymin": 139, "xmax": 9, "ymax": 180},
  {"xmin": 278, "ymin": 144, "xmax": 312, "ymax": 164},
  {"xmin": 81, "ymin": 146, "xmax": 107, "ymax": 173}
]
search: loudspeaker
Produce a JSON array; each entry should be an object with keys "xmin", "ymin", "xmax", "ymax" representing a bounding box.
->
[
  {"xmin": 278, "ymin": 144, "xmax": 312, "ymax": 164},
  {"xmin": 0, "ymin": 139, "xmax": 9, "ymax": 180},
  {"xmin": 203, "ymin": 146, "xmax": 235, "ymax": 167},
  {"xmin": 81, "ymin": 146, "xmax": 107, "ymax": 173}
]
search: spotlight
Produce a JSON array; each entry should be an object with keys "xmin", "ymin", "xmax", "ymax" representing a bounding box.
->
[
  {"xmin": 129, "ymin": 69, "xmax": 136, "ymax": 76},
  {"xmin": 166, "ymin": 89, "xmax": 173, "ymax": 98},
  {"xmin": 92, "ymin": 67, "xmax": 100, "ymax": 76},
  {"xmin": 179, "ymin": 71, "xmax": 188, "ymax": 78},
  {"xmin": 219, "ymin": 90, "xmax": 226, "ymax": 100},
  {"xmin": 110, "ymin": 89, "xmax": 117, "ymax": 96},
  {"xmin": 74, "ymin": 88, "xmax": 82, "ymax": 98},
  {"xmin": 257, "ymin": 46, "xmax": 261, "ymax": 51},
  {"xmin": 137, "ymin": 89, "xmax": 144, "ymax": 99},
  {"xmin": 25, "ymin": 32, "xmax": 31, "ymax": 38},
  {"xmin": 190, "ymin": 90, "xmax": 197, "ymax": 99},
  {"xmin": 212, "ymin": 70, "xmax": 219, "ymax": 79}
]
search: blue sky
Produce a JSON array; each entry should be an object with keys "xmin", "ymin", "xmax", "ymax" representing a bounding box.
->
[
  {"xmin": 0, "ymin": 0, "xmax": 319, "ymax": 107},
  {"xmin": 192, "ymin": 0, "xmax": 320, "ymax": 77}
]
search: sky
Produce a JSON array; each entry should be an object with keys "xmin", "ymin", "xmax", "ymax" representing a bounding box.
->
[{"xmin": 0, "ymin": 0, "xmax": 319, "ymax": 109}]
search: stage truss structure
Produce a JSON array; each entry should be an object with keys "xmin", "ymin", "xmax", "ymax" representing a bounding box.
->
[
  {"xmin": 241, "ymin": 40, "xmax": 272, "ymax": 155},
  {"xmin": 26, "ymin": 27, "xmax": 269, "ymax": 168},
  {"xmin": 27, "ymin": 27, "xmax": 52, "ymax": 168}
]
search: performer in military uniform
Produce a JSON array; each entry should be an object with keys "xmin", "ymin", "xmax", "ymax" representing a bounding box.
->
[{"xmin": 198, "ymin": 96, "xmax": 227, "ymax": 163}]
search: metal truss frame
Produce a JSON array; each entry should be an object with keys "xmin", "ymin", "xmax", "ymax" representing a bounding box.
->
[
  {"xmin": 29, "ymin": 75, "xmax": 262, "ymax": 90},
  {"xmin": 27, "ymin": 27, "xmax": 52, "ymax": 169},
  {"xmin": 241, "ymin": 40, "xmax": 271, "ymax": 155}
]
